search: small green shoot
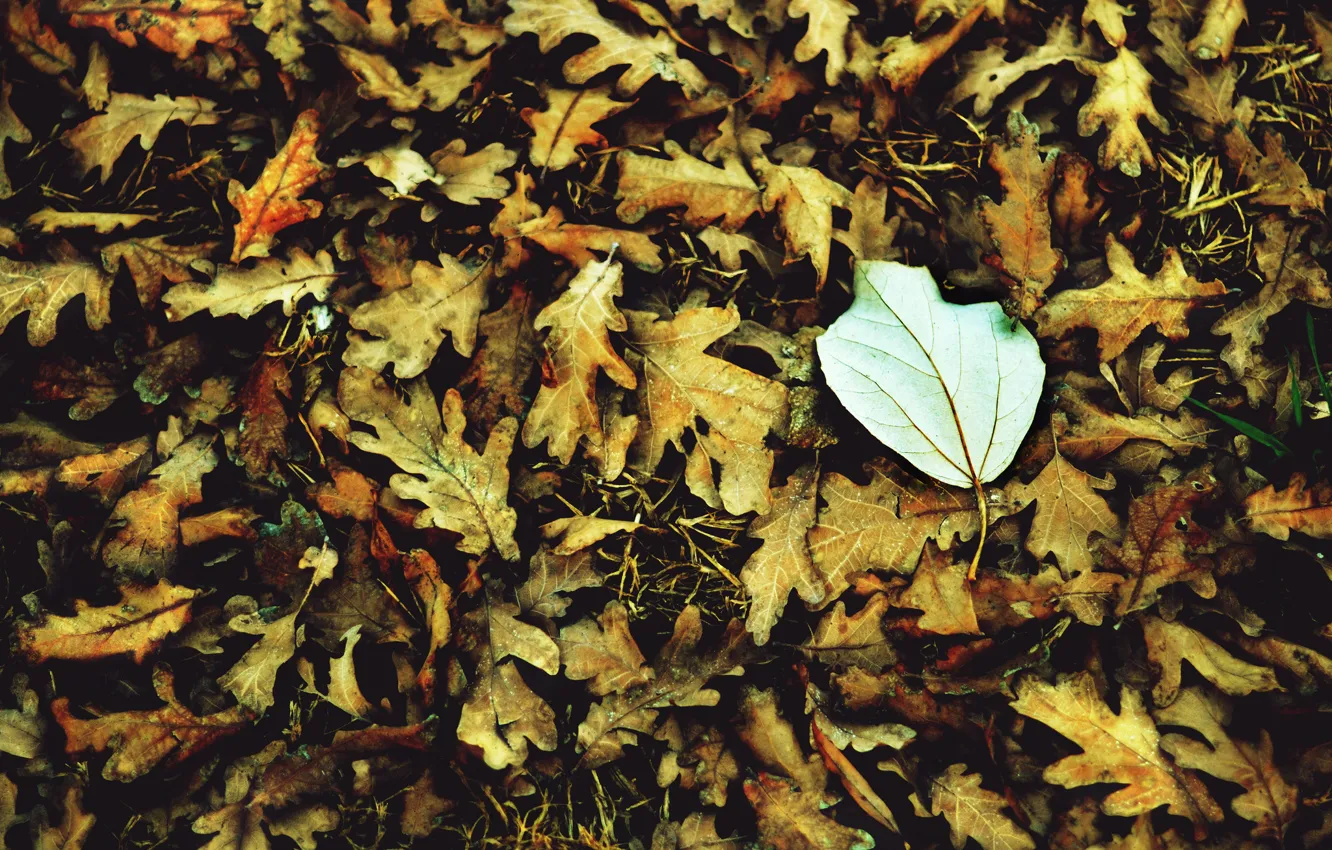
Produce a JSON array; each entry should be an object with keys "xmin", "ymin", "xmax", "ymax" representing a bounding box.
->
[
  {"xmin": 1184, "ymin": 396, "xmax": 1292, "ymax": 458},
  {"xmin": 1308, "ymin": 310, "xmax": 1332, "ymax": 406}
]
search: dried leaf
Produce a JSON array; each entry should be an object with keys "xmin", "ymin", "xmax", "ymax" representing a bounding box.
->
[
  {"xmin": 428, "ymin": 139, "xmax": 516, "ymax": 204},
  {"xmin": 101, "ymin": 236, "xmax": 217, "ymax": 309},
  {"xmin": 523, "ymin": 85, "xmax": 632, "ymax": 172},
  {"xmin": 504, "ymin": 0, "xmax": 708, "ymax": 97},
  {"xmin": 54, "ymin": 666, "xmax": 250, "ymax": 781},
  {"xmin": 17, "ymin": 580, "xmax": 197, "ymax": 663},
  {"xmin": 61, "ymin": 0, "xmax": 247, "ymax": 58},
  {"xmin": 558, "ymin": 600, "xmax": 654, "ymax": 696},
  {"xmin": 1012, "ymin": 671, "xmax": 1221, "ymax": 826},
  {"xmin": 1155, "ymin": 686, "xmax": 1296, "ymax": 840},
  {"xmin": 102, "ymin": 434, "xmax": 218, "ymax": 578},
  {"xmin": 741, "ymin": 464, "xmax": 823, "ymax": 646},
  {"xmin": 1007, "ymin": 427, "xmax": 1121, "ymax": 578},
  {"xmin": 753, "ymin": 155, "xmax": 853, "ymax": 289},
  {"xmin": 979, "ymin": 112, "xmax": 1064, "ymax": 318},
  {"xmin": 227, "ymin": 109, "xmax": 328, "ymax": 263},
  {"xmin": 1038, "ymin": 236, "xmax": 1224, "ymax": 363},
  {"xmin": 523, "ymin": 258, "xmax": 637, "ymax": 470},
  {"xmin": 164, "ymin": 247, "xmax": 338, "ymax": 321},
  {"xmin": 899, "ymin": 543, "xmax": 981, "ymax": 635},
  {"xmin": 457, "ymin": 580, "xmax": 559, "ymax": 769},
  {"xmin": 1141, "ymin": 615, "xmax": 1280, "ymax": 707},
  {"xmin": 0, "ymin": 254, "xmax": 114, "ymax": 346},
  {"xmin": 1075, "ymin": 48, "xmax": 1169, "ymax": 176},
  {"xmin": 1243, "ymin": 472, "xmax": 1332, "ymax": 540},
  {"xmin": 345, "ymin": 253, "xmax": 488, "ymax": 377},
  {"xmin": 616, "ymin": 141, "xmax": 761, "ymax": 232},
  {"xmin": 339, "ymin": 366, "xmax": 520, "ymax": 560},
  {"xmin": 62, "ymin": 92, "xmax": 218, "ymax": 182},
  {"xmin": 625, "ymin": 304, "xmax": 788, "ymax": 515},
  {"xmin": 930, "ymin": 763, "xmax": 1036, "ymax": 850}
]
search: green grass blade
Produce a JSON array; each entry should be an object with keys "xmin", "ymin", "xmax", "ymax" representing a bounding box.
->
[
  {"xmin": 1184, "ymin": 396, "xmax": 1292, "ymax": 458},
  {"xmin": 1307, "ymin": 310, "xmax": 1332, "ymax": 405}
]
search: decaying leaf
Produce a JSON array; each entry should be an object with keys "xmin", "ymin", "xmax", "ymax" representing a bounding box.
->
[
  {"xmin": 522, "ymin": 257, "xmax": 636, "ymax": 472},
  {"xmin": 741, "ymin": 464, "xmax": 823, "ymax": 646},
  {"xmin": 930, "ymin": 763, "xmax": 1036, "ymax": 850},
  {"xmin": 163, "ymin": 248, "xmax": 338, "ymax": 321},
  {"xmin": 1243, "ymin": 473, "xmax": 1332, "ymax": 540},
  {"xmin": 1013, "ymin": 671, "xmax": 1221, "ymax": 826},
  {"xmin": 523, "ymin": 85, "xmax": 631, "ymax": 172},
  {"xmin": 63, "ymin": 92, "xmax": 219, "ymax": 182},
  {"xmin": 17, "ymin": 580, "xmax": 198, "ymax": 663},
  {"xmin": 228, "ymin": 109, "xmax": 328, "ymax": 263},
  {"xmin": 54, "ymin": 665, "xmax": 250, "ymax": 781},
  {"xmin": 1036, "ymin": 236, "xmax": 1225, "ymax": 363},
  {"xmin": 339, "ymin": 366, "xmax": 520, "ymax": 560},
  {"xmin": 344, "ymin": 253, "xmax": 488, "ymax": 377},
  {"xmin": 625, "ymin": 304, "xmax": 788, "ymax": 515},
  {"xmin": 1141, "ymin": 615, "xmax": 1280, "ymax": 706},
  {"xmin": 504, "ymin": 0, "xmax": 707, "ymax": 97}
]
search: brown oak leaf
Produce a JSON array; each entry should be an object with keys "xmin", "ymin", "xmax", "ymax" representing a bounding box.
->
[
  {"xmin": 456, "ymin": 579, "xmax": 559, "ymax": 769},
  {"xmin": 577, "ymin": 607, "xmax": 751, "ymax": 767},
  {"xmin": 752, "ymin": 155, "xmax": 853, "ymax": 290},
  {"xmin": 1007, "ymin": 421, "xmax": 1121, "ymax": 578},
  {"xmin": 62, "ymin": 92, "xmax": 219, "ymax": 182},
  {"xmin": 930, "ymin": 763, "xmax": 1036, "ymax": 850},
  {"xmin": 163, "ymin": 247, "xmax": 339, "ymax": 320},
  {"xmin": 800, "ymin": 593, "xmax": 897, "ymax": 670},
  {"xmin": 1141, "ymin": 615, "xmax": 1280, "ymax": 707},
  {"xmin": 60, "ymin": 0, "xmax": 247, "ymax": 58},
  {"xmin": 624, "ymin": 304, "xmax": 788, "ymax": 515},
  {"xmin": 741, "ymin": 464, "xmax": 823, "ymax": 646},
  {"xmin": 979, "ymin": 111, "xmax": 1064, "ymax": 318},
  {"xmin": 558, "ymin": 600, "xmax": 654, "ymax": 696},
  {"xmin": 1243, "ymin": 472, "xmax": 1332, "ymax": 540},
  {"xmin": 504, "ymin": 0, "xmax": 707, "ymax": 97},
  {"xmin": 1036, "ymin": 236, "xmax": 1224, "ymax": 362},
  {"xmin": 616, "ymin": 140, "xmax": 761, "ymax": 232},
  {"xmin": 899, "ymin": 543, "xmax": 981, "ymax": 636},
  {"xmin": 808, "ymin": 461, "xmax": 978, "ymax": 601},
  {"xmin": 1012, "ymin": 671, "xmax": 1221, "ymax": 826},
  {"xmin": 523, "ymin": 85, "xmax": 632, "ymax": 172},
  {"xmin": 1102, "ymin": 469, "xmax": 1221, "ymax": 616},
  {"xmin": 0, "ymin": 253, "xmax": 114, "ymax": 346},
  {"xmin": 101, "ymin": 236, "xmax": 217, "ymax": 309},
  {"xmin": 6, "ymin": 1, "xmax": 76, "ymax": 75},
  {"xmin": 103, "ymin": 434, "xmax": 218, "ymax": 578},
  {"xmin": 522, "ymin": 257, "xmax": 637, "ymax": 472},
  {"xmin": 1075, "ymin": 48, "xmax": 1169, "ymax": 176},
  {"xmin": 1155, "ymin": 686, "xmax": 1297, "ymax": 840},
  {"xmin": 53, "ymin": 665, "xmax": 250, "ymax": 781},
  {"xmin": 339, "ymin": 366, "xmax": 520, "ymax": 560},
  {"xmin": 345, "ymin": 253, "xmax": 488, "ymax": 378},
  {"xmin": 459, "ymin": 281, "xmax": 542, "ymax": 431}
]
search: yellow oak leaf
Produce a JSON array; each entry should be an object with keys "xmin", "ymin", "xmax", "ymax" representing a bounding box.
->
[
  {"xmin": 17, "ymin": 580, "xmax": 199, "ymax": 664},
  {"xmin": 930, "ymin": 764, "xmax": 1036, "ymax": 850},
  {"xmin": 741, "ymin": 464, "xmax": 823, "ymax": 646},
  {"xmin": 62, "ymin": 92, "xmax": 218, "ymax": 182},
  {"xmin": 1075, "ymin": 47, "xmax": 1169, "ymax": 176},
  {"xmin": 752, "ymin": 155, "xmax": 852, "ymax": 289},
  {"xmin": 164, "ymin": 247, "xmax": 339, "ymax": 320},
  {"xmin": 0, "ymin": 253, "xmax": 114, "ymax": 346}
]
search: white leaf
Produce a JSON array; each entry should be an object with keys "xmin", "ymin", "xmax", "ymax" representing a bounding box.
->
[{"xmin": 817, "ymin": 262, "xmax": 1044, "ymax": 489}]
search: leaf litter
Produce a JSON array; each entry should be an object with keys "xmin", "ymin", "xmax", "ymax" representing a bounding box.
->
[{"xmin": 0, "ymin": 2, "xmax": 1331, "ymax": 850}]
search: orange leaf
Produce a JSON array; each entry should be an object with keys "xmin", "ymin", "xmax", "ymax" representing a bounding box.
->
[
  {"xmin": 228, "ymin": 109, "xmax": 328, "ymax": 263},
  {"xmin": 61, "ymin": 0, "xmax": 248, "ymax": 58},
  {"xmin": 54, "ymin": 665, "xmax": 250, "ymax": 781},
  {"xmin": 1242, "ymin": 472, "xmax": 1332, "ymax": 540}
]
